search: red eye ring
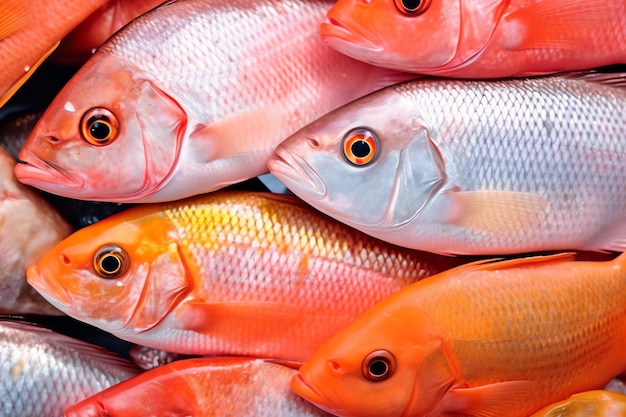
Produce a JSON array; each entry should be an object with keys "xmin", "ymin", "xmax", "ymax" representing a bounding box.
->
[
  {"xmin": 80, "ymin": 108, "xmax": 119, "ymax": 146},
  {"xmin": 394, "ymin": 0, "xmax": 431, "ymax": 15},
  {"xmin": 342, "ymin": 128, "xmax": 379, "ymax": 166},
  {"xmin": 362, "ymin": 350, "xmax": 395, "ymax": 381}
]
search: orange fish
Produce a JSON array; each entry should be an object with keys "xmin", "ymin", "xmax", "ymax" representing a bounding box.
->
[
  {"xmin": 0, "ymin": 0, "xmax": 109, "ymax": 107},
  {"xmin": 26, "ymin": 191, "xmax": 457, "ymax": 361},
  {"xmin": 321, "ymin": 0, "xmax": 626, "ymax": 78},
  {"xmin": 64, "ymin": 357, "xmax": 332, "ymax": 417},
  {"xmin": 292, "ymin": 252, "xmax": 626, "ymax": 417},
  {"xmin": 530, "ymin": 390, "xmax": 626, "ymax": 417}
]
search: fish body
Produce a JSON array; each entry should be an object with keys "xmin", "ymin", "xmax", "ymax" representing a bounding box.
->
[
  {"xmin": 321, "ymin": 0, "xmax": 626, "ymax": 77},
  {"xmin": 26, "ymin": 191, "xmax": 455, "ymax": 361},
  {"xmin": 0, "ymin": 147, "xmax": 71, "ymax": 315},
  {"xmin": 64, "ymin": 357, "xmax": 332, "ymax": 417},
  {"xmin": 291, "ymin": 253, "xmax": 626, "ymax": 417},
  {"xmin": 269, "ymin": 74, "xmax": 626, "ymax": 255},
  {"xmin": 530, "ymin": 390, "xmax": 626, "ymax": 417},
  {"xmin": 15, "ymin": 0, "xmax": 411, "ymax": 203},
  {"xmin": 0, "ymin": 0, "xmax": 109, "ymax": 107},
  {"xmin": 0, "ymin": 320, "xmax": 139, "ymax": 417}
]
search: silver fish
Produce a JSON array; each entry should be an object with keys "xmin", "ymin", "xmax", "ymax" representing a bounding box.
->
[
  {"xmin": 269, "ymin": 73, "xmax": 626, "ymax": 255},
  {"xmin": 0, "ymin": 320, "xmax": 139, "ymax": 417}
]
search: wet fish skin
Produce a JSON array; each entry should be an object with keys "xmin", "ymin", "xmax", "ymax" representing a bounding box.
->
[
  {"xmin": 0, "ymin": 320, "xmax": 139, "ymax": 417},
  {"xmin": 15, "ymin": 0, "xmax": 411, "ymax": 203},
  {"xmin": 530, "ymin": 390, "xmax": 626, "ymax": 417},
  {"xmin": 321, "ymin": 0, "xmax": 626, "ymax": 78},
  {"xmin": 269, "ymin": 73, "xmax": 626, "ymax": 255},
  {"xmin": 291, "ymin": 253, "xmax": 626, "ymax": 417},
  {"xmin": 26, "ymin": 191, "xmax": 457, "ymax": 361},
  {"xmin": 0, "ymin": 147, "xmax": 71, "ymax": 315},
  {"xmin": 64, "ymin": 357, "xmax": 331, "ymax": 417}
]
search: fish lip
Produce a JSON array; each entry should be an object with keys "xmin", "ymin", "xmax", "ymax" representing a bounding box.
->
[
  {"xmin": 16, "ymin": 149, "xmax": 83, "ymax": 190},
  {"xmin": 268, "ymin": 146, "xmax": 327, "ymax": 199},
  {"xmin": 320, "ymin": 16, "xmax": 383, "ymax": 53},
  {"xmin": 26, "ymin": 264, "xmax": 71, "ymax": 309},
  {"xmin": 290, "ymin": 374, "xmax": 344, "ymax": 414}
]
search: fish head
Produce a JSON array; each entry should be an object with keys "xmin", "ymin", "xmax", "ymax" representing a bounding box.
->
[
  {"xmin": 321, "ymin": 0, "xmax": 462, "ymax": 72},
  {"xmin": 26, "ymin": 206, "xmax": 192, "ymax": 335},
  {"xmin": 15, "ymin": 52, "xmax": 186, "ymax": 202},
  {"xmin": 291, "ymin": 300, "xmax": 457, "ymax": 417},
  {"xmin": 268, "ymin": 86, "xmax": 445, "ymax": 235}
]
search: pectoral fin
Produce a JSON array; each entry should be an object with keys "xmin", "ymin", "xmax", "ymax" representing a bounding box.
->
[
  {"xmin": 445, "ymin": 190, "xmax": 548, "ymax": 235},
  {"xmin": 502, "ymin": 0, "xmax": 607, "ymax": 50},
  {"xmin": 446, "ymin": 381, "xmax": 537, "ymax": 417}
]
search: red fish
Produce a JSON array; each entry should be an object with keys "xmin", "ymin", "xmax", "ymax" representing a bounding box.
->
[
  {"xmin": 321, "ymin": 0, "xmax": 626, "ymax": 78},
  {"xmin": 64, "ymin": 357, "xmax": 332, "ymax": 417},
  {"xmin": 292, "ymin": 252, "xmax": 626, "ymax": 417}
]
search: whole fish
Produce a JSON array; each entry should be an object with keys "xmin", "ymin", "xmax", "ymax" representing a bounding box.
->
[
  {"xmin": 269, "ymin": 73, "xmax": 626, "ymax": 255},
  {"xmin": 64, "ymin": 357, "xmax": 332, "ymax": 417},
  {"xmin": 15, "ymin": 0, "xmax": 411, "ymax": 203},
  {"xmin": 0, "ymin": 147, "xmax": 71, "ymax": 315},
  {"xmin": 530, "ymin": 390, "xmax": 626, "ymax": 417},
  {"xmin": 0, "ymin": 320, "xmax": 139, "ymax": 417},
  {"xmin": 0, "ymin": 0, "xmax": 109, "ymax": 108},
  {"xmin": 291, "ymin": 252, "xmax": 626, "ymax": 417},
  {"xmin": 26, "ymin": 191, "xmax": 456, "ymax": 361},
  {"xmin": 320, "ymin": 0, "xmax": 626, "ymax": 78}
]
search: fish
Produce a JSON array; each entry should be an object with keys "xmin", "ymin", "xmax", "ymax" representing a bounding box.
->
[
  {"xmin": 64, "ymin": 357, "xmax": 331, "ymax": 417},
  {"xmin": 0, "ymin": 147, "xmax": 71, "ymax": 315},
  {"xmin": 51, "ymin": 0, "xmax": 166, "ymax": 65},
  {"xmin": 269, "ymin": 73, "xmax": 626, "ymax": 255},
  {"xmin": 26, "ymin": 191, "xmax": 458, "ymax": 360},
  {"xmin": 291, "ymin": 252, "xmax": 626, "ymax": 417},
  {"xmin": 0, "ymin": 320, "xmax": 139, "ymax": 417},
  {"xmin": 0, "ymin": 0, "xmax": 110, "ymax": 108},
  {"xmin": 127, "ymin": 345, "xmax": 190, "ymax": 370},
  {"xmin": 530, "ymin": 390, "xmax": 626, "ymax": 417},
  {"xmin": 320, "ymin": 0, "xmax": 626, "ymax": 78},
  {"xmin": 15, "ymin": 0, "xmax": 412, "ymax": 203}
]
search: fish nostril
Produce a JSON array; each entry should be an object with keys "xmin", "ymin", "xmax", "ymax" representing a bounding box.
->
[
  {"xmin": 46, "ymin": 136, "xmax": 60, "ymax": 144},
  {"xmin": 328, "ymin": 360, "xmax": 341, "ymax": 372},
  {"xmin": 60, "ymin": 254, "xmax": 70, "ymax": 265},
  {"xmin": 307, "ymin": 137, "xmax": 320, "ymax": 148}
]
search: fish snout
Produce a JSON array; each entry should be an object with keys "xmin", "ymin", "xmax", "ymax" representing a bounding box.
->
[
  {"xmin": 268, "ymin": 146, "xmax": 327, "ymax": 198},
  {"xmin": 25, "ymin": 264, "xmax": 72, "ymax": 308}
]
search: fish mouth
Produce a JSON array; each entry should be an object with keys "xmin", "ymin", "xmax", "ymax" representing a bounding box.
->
[
  {"xmin": 267, "ymin": 146, "xmax": 327, "ymax": 199},
  {"xmin": 25, "ymin": 264, "xmax": 71, "ymax": 309},
  {"xmin": 290, "ymin": 374, "xmax": 344, "ymax": 414},
  {"xmin": 15, "ymin": 150, "xmax": 83, "ymax": 191},
  {"xmin": 320, "ymin": 16, "xmax": 383, "ymax": 54}
]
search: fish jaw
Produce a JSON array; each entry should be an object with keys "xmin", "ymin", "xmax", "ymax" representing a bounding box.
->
[
  {"xmin": 267, "ymin": 145, "xmax": 327, "ymax": 199},
  {"xmin": 26, "ymin": 264, "xmax": 72, "ymax": 309},
  {"xmin": 320, "ymin": 16, "xmax": 384, "ymax": 64},
  {"xmin": 15, "ymin": 149, "xmax": 85, "ymax": 194},
  {"xmin": 291, "ymin": 373, "xmax": 345, "ymax": 416}
]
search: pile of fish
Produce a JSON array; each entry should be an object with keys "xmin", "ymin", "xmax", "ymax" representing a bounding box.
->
[{"xmin": 1, "ymin": 0, "xmax": 625, "ymax": 416}]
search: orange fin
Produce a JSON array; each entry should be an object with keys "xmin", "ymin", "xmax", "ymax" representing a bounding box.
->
[
  {"xmin": 0, "ymin": 2, "xmax": 32, "ymax": 39},
  {"xmin": 175, "ymin": 301, "xmax": 299, "ymax": 334},
  {"xmin": 445, "ymin": 190, "xmax": 548, "ymax": 235},
  {"xmin": 0, "ymin": 42, "xmax": 59, "ymax": 108},
  {"xmin": 503, "ymin": 0, "xmax": 607, "ymax": 50},
  {"xmin": 447, "ymin": 380, "xmax": 537, "ymax": 417}
]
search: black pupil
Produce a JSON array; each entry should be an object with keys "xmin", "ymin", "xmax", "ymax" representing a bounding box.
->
[
  {"xmin": 402, "ymin": 0, "xmax": 422, "ymax": 10},
  {"xmin": 369, "ymin": 359, "xmax": 388, "ymax": 376},
  {"xmin": 89, "ymin": 118, "xmax": 111, "ymax": 140},
  {"xmin": 351, "ymin": 140, "xmax": 371, "ymax": 158},
  {"xmin": 100, "ymin": 254, "xmax": 121, "ymax": 273}
]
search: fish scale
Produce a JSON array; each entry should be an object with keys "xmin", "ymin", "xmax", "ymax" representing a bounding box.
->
[
  {"xmin": 270, "ymin": 74, "xmax": 626, "ymax": 255},
  {"xmin": 26, "ymin": 191, "xmax": 458, "ymax": 361}
]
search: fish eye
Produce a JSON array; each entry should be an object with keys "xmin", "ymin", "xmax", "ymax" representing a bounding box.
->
[
  {"xmin": 394, "ymin": 0, "xmax": 431, "ymax": 15},
  {"xmin": 362, "ymin": 350, "xmax": 396, "ymax": 381},
  {"xmin": 93, "ymin": 245, "xmax": 128, "ymax": 278},
  {"xmin": 80, "ymin": 108, "xmax": 119, "ymax": 146},
  {"xmin": 342, "ymin": 128, "xmax": 379, "ymax": 166}
]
